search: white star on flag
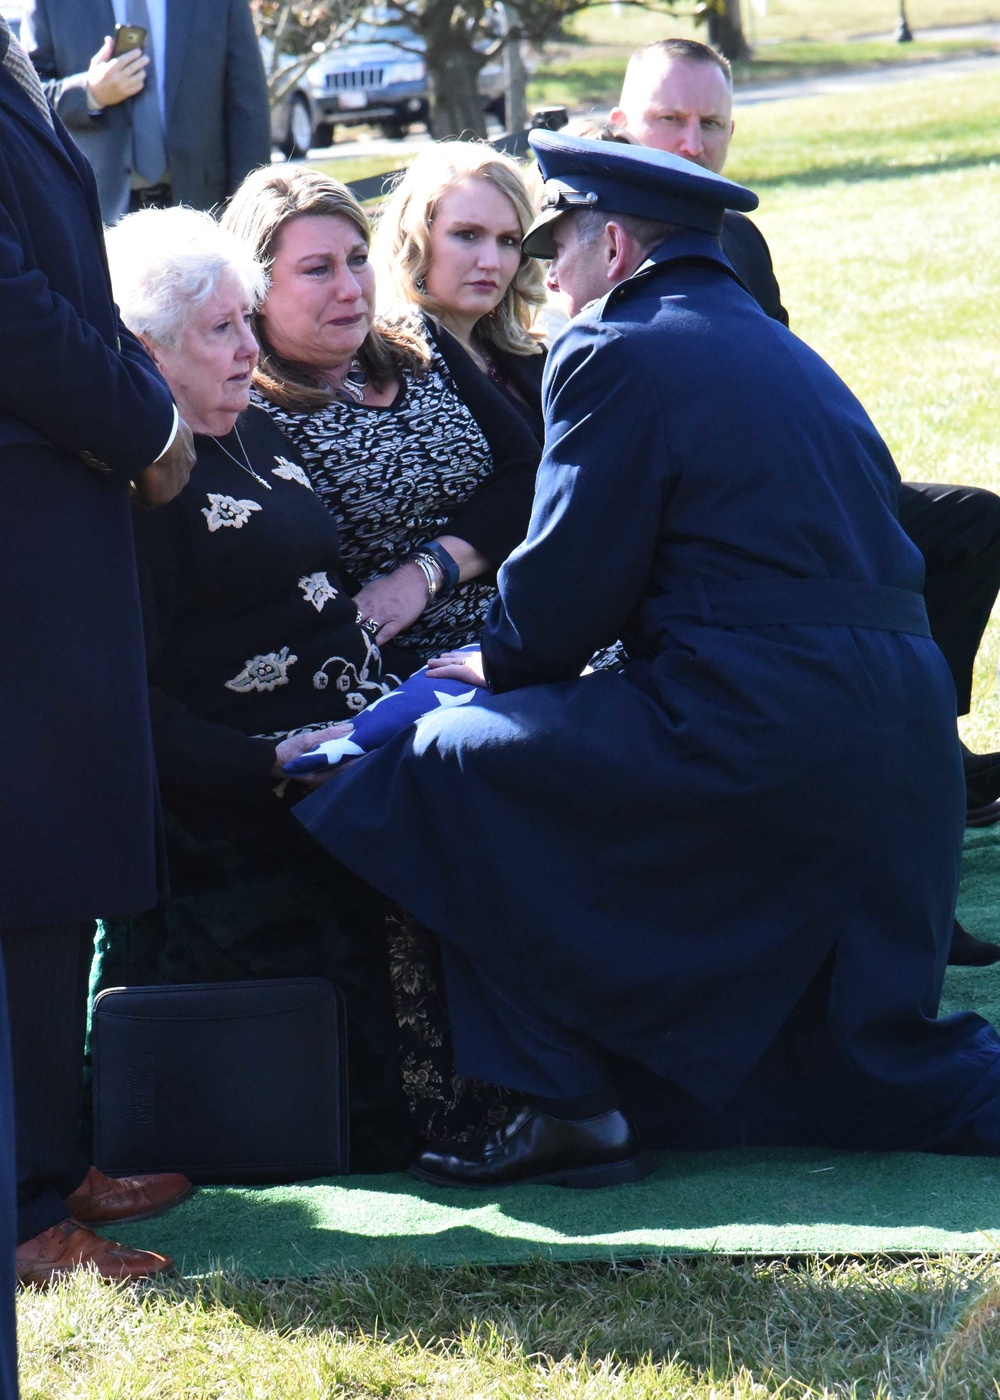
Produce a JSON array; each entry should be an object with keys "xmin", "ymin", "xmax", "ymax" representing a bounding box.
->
[
  {"xmin": 432, "ymin": 689, "xmax": 477, "ymax": 709},
  {"xmin": 283, "ymin": 646, "xmax": 487, "ymax": 774}
]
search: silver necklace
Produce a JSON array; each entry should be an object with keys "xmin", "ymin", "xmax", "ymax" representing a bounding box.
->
[
  {"xmin": 341, "ymin": 356, "xmax": 369, "ymax": 404},
  {"xmin": 214, "ymin": 424, "xmax": 272, "ymax": 489}
]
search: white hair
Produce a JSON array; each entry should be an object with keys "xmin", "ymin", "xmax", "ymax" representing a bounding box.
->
[{"xmin": 105, "ymin": 206, "xmax": 268, "ymax": 349}]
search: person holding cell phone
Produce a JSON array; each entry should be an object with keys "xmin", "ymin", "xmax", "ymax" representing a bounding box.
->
[
  {"xmin": 87, "ymin": 24, "xmax": 149, "ymax": 108},
  {"xmin": 21, "ymin": 0, "xmax": 270, "ymax": 224}
]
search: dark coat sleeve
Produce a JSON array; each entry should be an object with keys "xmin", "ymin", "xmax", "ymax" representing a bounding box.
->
[
  {"xmin": 222, "ymin": 0, "xmax": 272, "ymax": 194},
  {"xmin": 423, "ymin": 317, "xmax": 541, "ymax": 563},
  {"xmin": 720, "ymin": 212, "xmax": 789, "ymax": 327},
  {"xmin": 134, "ymin": 489, "xmax": 278, "ymax": 803},
  {"xmin": 0, "ymin": 108, "xmax": 176, "ymax": 470},
  {"xmin": 483, "ymin": 321, "xmax": 669, "ymax": 692}
]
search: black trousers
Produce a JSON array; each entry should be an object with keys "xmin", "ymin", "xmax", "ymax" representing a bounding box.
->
[
  {"xmin": 0, "ymin": 951, "xmax": 18, "ymax": 1400},
  {"xmin": 0, "ymin": 923, "xmax": 91, "ymax": 1245},
  {"xmin": 900, "ymin": 482, "xmax": 1000, "ymax": 715},
  {"xmin": 443, "ymin": 945, "xmax": 611, "ymax": 1100}
]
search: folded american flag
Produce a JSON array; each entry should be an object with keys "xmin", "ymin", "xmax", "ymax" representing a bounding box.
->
[{"xmin": 282, "ymin": 646, "xmax": 488, "ymax": 774}]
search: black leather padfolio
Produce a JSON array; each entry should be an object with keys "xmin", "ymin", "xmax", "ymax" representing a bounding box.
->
[{"xmin": 92, "ymin": 978, "xmax": 349, "ymax": 1183}]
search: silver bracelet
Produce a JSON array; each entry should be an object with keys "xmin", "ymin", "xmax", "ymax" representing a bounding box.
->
[{"xmin": 410, "ymin": 551, "xmax": 444, "ymax": 600}]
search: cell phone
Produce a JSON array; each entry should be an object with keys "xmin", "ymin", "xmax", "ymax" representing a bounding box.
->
[{"xmin": 111, "ymin": 23, "xmax": 147, "ymax": 57}]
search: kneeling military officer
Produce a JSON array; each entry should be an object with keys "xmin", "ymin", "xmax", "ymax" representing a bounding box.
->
[{"xmin": 295, "ymin": 133, "xmax": 1000, "ymax": 1186}]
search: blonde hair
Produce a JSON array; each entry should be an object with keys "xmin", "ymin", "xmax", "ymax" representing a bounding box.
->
[
  {"xmin": 222, "ymin": 165, "xmax": 430, "ymax": 411},
  {"xmin": 372, "ymin": 141, "xmax": 546, "ymax": 358}
]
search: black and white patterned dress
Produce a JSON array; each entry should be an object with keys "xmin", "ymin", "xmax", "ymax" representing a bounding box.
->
[{"xmin": 256, "ymin": 343, "xmax": 507, "ymax": 656}]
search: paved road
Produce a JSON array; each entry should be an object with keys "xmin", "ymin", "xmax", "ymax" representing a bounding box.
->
[
  {"xmin": 300, "ymin": 118, "xmax": 504, "ymax": 165},
  {"xmin": 736, "ymin": 45, "xmax": 1000, "ymax": 108},
  {"xmin": 858, "ymin": 20, "xmax": 1000, "ymax": 43},
  {"xmin": 304, "ymin": 30, "xmax": 1000, "ymax": 162}
]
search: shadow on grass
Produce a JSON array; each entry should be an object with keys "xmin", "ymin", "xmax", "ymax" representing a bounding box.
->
[
  {"xmin": 144, "ymin": 1250, "xmax": 1000, "ymax": 1398},
  {"xmin": 748, "ymin": 149, "xmax": 1000, "ymax": 191}
]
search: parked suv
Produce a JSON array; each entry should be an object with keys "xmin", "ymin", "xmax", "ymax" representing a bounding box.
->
[{"xmin": 271, "ymin": 19, "xmax": 506, "ymax": 157}]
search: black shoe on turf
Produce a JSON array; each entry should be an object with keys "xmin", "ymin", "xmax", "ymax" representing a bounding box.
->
[{"xmin": 410, "ymin": 1105, "xmax": 650, "ymax": 1189}]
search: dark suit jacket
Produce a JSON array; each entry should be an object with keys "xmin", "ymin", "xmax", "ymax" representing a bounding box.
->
[
  {"xmin": 720, "ymin": 211, "xmax": 788, "ymax": 326},
  {"xmin": 0, "ymin": 952, "xmax": 14, "ymax": 1400},
  {"xmin": 0, "ymin": 39, "xmax": 176, "ymax": 925},
  {"xmin": 23, "ymin": 0, "xmax": 270, "ymax": 222}
]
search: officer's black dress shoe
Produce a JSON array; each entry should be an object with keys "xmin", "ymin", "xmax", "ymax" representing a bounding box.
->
[
  {"xmin": 409, "ymin": 1105, "xmax": 650, "ymax": 1189},
  {"xmin": 948, "ymin": 918, "xmax": 1000, "ymax": 967}
]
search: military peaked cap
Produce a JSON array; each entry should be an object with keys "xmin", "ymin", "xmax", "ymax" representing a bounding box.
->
[{"xmin": 522, "ymin": 130, "xmax": 759, "ymax": 257}]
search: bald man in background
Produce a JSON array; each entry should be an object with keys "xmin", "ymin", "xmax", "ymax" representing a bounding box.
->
[{"xmin": 613, "ymin": 38, "xmax": 786, "ymax": 323}]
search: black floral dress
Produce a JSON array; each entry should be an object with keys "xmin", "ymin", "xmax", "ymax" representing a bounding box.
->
[{"xmin": 95, "ymin": 408, "xmax": 506, "ymax": 1167}]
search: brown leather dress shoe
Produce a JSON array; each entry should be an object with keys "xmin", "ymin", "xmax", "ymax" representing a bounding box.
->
[
  {"xmin": 64, "ymin": 1165, "xmax": 194, "ymax": 1224},
  {"xmin": 15, "ymin": 1219, "xmax": 174, "ymax": 1287}
]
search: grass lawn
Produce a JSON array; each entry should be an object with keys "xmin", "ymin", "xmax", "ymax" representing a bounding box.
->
[
  {"xmin": 531, "ymin": 0, "xmax": 1000, "ymax": 110},
  {"xmin": 728, "ymin": 66, "xmax": 1000, "ymax": 750},
  {"xmin": 17, "ymin": 63, "xmax": 1000, "ymax": 1400},
  {"xmin": 528, "ymin": 37, "xmax": 999, "ymax": 110},
  {"xmin": 307, "ymin": 152, "xmax": 412, "ymax": 190},
  {"xmin": 17, "ymin": 1253, "xmax": 1000, "ymax": 1397},
  {"xmin": 565, "ymin": 0, "xmax": 1000, "ymax": 49}
]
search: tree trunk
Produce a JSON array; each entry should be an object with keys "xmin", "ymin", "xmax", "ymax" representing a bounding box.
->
[
  {"xmin": 706, "ymin": 0, "xmax": 751, "ymax": 63},
  {"xmin": 502, "ymin": 1, "xmax": 528, "ymax": 134},
  {"xmin": 424, "ymin": 41, "xmax": 488, "ymax": 139}
]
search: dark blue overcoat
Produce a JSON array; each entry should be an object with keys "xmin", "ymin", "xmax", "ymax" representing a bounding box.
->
[
  {"xmin": 300, "ymin": 234, "xmax": 1000, "ymax": 1151},
  {"xmin": 0, "ymin": 952, "xmax": 16, "ymax": 1400},
  {"xmin": 0, "ymin": 54, "xmax": 175, "ymax": 927}
]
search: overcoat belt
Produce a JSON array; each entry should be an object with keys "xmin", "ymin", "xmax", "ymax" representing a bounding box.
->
[{"xmin": 637, "ymin": 578, "xmax": 931, "ymax": 637}]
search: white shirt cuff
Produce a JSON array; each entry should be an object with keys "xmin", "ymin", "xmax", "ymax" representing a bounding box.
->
[{"xmin": 152, "ymin": 405, "xmax": 180, "ymax": 462}]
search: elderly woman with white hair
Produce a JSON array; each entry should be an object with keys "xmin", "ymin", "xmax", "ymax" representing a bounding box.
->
[
  {"xmin": 95, "ymin": 206, "xmax": 441, "ymax": 1170},
  {"xmin": 103, "ymin": 205, "xmax": 417, "ymax": 834}
]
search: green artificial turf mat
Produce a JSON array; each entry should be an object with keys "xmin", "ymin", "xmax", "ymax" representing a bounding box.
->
[{"xmin": 115, "ymin": 824, "xmax": 1000, "ymax": 1276}]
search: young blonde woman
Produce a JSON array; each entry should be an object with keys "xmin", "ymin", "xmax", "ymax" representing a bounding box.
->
[{"xmin": 373, "ymin": 140, "xmax": 548, "ymax": 440}]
